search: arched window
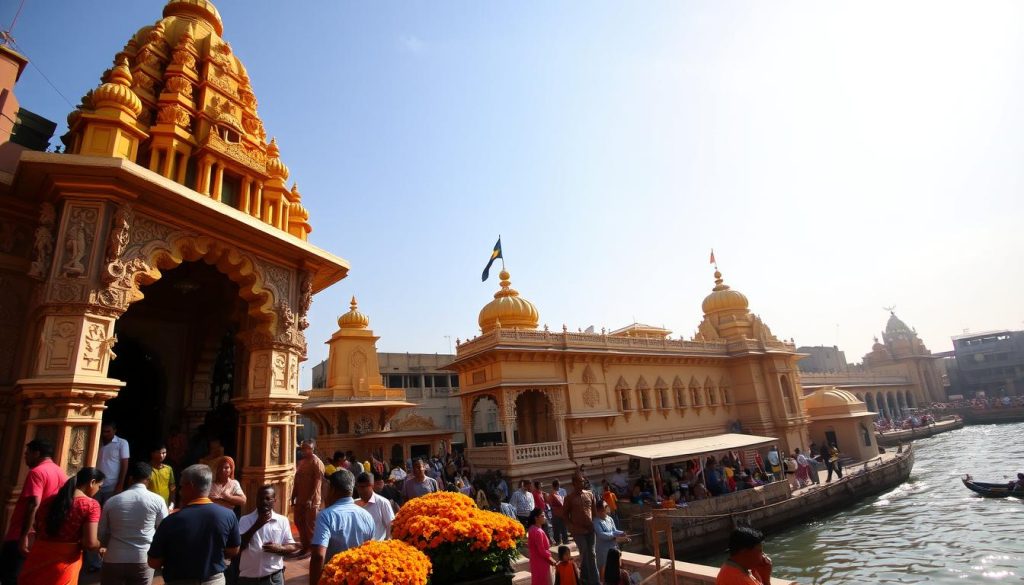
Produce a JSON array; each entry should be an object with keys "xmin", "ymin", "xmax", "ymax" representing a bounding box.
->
[
  {"xmin": 780, "ymin": 375, "xmax": 797, "ymax": 415},
  {"xmin": 673, "ymin": 376, "xmax": 686, "ymax": 408}
]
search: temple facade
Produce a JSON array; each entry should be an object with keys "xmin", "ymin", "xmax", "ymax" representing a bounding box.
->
[
  {"xmin": 800, "ymin": 311, "xmax": 946, "ymax": 418},
  {"xmin": 446, "ymin": 269, "xmax": 813, "ymax": 481},
  {"xmin": 0, "ymin": 0, "xmax": 348, "ymax": 521}
]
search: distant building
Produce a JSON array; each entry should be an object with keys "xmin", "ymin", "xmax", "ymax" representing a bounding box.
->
[
  {"xmin": 797, "ymin": 346, "xmax": 848, "ymax": 373},
  {"xmin": 799, "ymin": 312, "xmax": 945, "ymax": 418},
  {"xmin": 947, "ymin": 330, "xmax": 1024, "ymax": 398},
  {"xmin": 310, "ymin": 353, "xmax": 463, "ymax": 448}
]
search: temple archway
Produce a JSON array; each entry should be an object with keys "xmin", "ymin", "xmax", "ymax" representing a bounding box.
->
[{"xmin": 108, "ymin": 260, "xmax": 248, "ymax": 463}]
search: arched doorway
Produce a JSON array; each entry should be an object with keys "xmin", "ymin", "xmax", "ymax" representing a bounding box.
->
[
  {"xmin": 514, "ymin": 391, "xmax": 556, "ymax": 444},
  {"xmin": 471, "ymin": 395, "xmax": 502, "ymax": 447},
  {"xmin": 107, "ymin": 261, "xmax": 247, "ymax": 464}
]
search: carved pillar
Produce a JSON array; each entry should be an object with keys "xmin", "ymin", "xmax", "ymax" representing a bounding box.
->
[
  {"xmin": 253, "ymin": 181, "xmax": 263, "ymax": 220},
  {"xmin": 211, "ymin": 163, "xmax": 224, "ymax": 202},
  {"xmin": 241, "ymin": 177, "xmax": 253, "ymax": 214},
  {"xmin": 501, "ymin": 389, "xmax": 517, "ymax": 465},
  {"xmin": 235, "ymin": 329, "xmax": 305, "ymax": 515}
]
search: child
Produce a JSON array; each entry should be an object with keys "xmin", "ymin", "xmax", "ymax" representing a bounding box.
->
[
  {"xmin": 148, "ymin": 444, "xmax": 176, "ymax": 508},
  {"xmin": 554, "ymin": 545, "xmax": 580, "ymax": 585}
]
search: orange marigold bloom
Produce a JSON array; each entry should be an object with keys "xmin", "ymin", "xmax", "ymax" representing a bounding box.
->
[{"xmin": 318, "ymin": 539, "xmax": 430, "ymax": 585}]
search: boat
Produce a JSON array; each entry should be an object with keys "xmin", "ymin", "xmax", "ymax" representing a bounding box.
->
[{"xmin": 961, "ymin": 474, "xmax": 1023, "ymax": 498}]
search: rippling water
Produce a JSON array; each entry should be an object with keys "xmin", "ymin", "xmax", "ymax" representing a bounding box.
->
[{"xmin": 700, "ymin": 422, "xmax": 1024, "ymax": 584}]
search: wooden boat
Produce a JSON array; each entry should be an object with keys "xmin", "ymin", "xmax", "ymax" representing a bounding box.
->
[{"xmin": 961, "ymin": 474, "xmax": 1023, "ymax": 498}]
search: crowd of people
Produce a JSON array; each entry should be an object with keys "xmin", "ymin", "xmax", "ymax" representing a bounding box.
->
[
  {"xmin": 0, "ymin": 424, "xmax": 814, "ymax": 585},
  {"xmin": 931, "ymin": 396, "xmax": 1024, "ymax": 410}
]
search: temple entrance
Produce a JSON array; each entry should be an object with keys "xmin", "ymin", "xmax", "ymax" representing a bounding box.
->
[{"xmin": 107, "ymin": 261, "xmax": 247, "ymax": 463}]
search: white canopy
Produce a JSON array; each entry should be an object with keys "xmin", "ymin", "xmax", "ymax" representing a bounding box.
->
[{"xmin": 602, "ymin": 433, "xmax": 777, "ymax": 466}]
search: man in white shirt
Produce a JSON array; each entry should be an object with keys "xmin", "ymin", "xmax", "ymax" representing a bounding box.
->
[
  {"xmin": 355, "ymin": 473, "xmax": 395, "ymax": 541},
  {"xmin": 237, "ymin": 485, "xmax": 298, "ymax": 585},
  {"xmin": 509, "ymin": 480, "xmax": 535, "ymax": 529},
  {"xmin": 99, "ymin": 462, "xmax": 168, "ymax": 585},
  {"xmin": 98, "ymin": 422, "xmax": 131, "ymax": 503}
]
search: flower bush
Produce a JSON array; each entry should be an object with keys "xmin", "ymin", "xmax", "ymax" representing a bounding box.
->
[
  {"xmin": 391, "ymin": 491, "xmax": 525, "ymax": 583},
  {"xmin": 318, "ymin": 539, "xmax": 431, "ymax": 585}
]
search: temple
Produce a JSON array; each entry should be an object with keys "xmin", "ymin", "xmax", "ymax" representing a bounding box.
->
[
  {"xmin": 300, "ymin": 298, "xmax": 455, "ymax": 463},
  {"xmin": 799, "ymin": 311, "xmax": 945, "ymax": 418},
  {"xmin": 0, "ymin": 0, "xmax": 347, "ymax": 519},
  {"xmin": 446, "ymin": 268, "xmax": 820, "ymax": 481}
]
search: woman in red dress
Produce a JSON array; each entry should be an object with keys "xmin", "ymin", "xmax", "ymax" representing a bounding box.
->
[{"xmin": 20, "ymin": 467, "xmax": 104, "ymax": 585}]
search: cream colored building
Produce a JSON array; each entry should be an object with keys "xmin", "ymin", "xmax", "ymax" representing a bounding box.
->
[{"xmin": 447, "ymin": 269, "xmax": 812, "ymax": 481}]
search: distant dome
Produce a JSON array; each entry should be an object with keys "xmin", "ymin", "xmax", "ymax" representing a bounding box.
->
[
  {"xmin": 701, "ymin": 270, "xmax": 749, "ymax": 315},
  {"xmin": 338, "ymin": 296, "xmax": 369, "ymax": 329},
  {"xmin": 478, "ymin": 270, "xmax": 539, "ymax": 333}
]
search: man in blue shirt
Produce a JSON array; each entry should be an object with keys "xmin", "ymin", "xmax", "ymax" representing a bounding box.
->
[
  {"xmin": 311, "ymin": 471, "xmax": 376, "ymax": 585},
  {"xmin": 309, "ymin": 469, "xmax": 374, "ymax": 585},
  {"xmin": 149, "ymin": 464, "xmax": 240, "ymax": 584}
]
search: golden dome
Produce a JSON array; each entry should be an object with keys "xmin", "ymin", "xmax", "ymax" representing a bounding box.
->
[
  {"xmin": 163, "ymin": 0, "xmax": 223, "ymax": 36},
  {"xmin": 804, "ymin": 387, "xmax": 868, "ymax": 415},
  {"xmin": 701, "ymin": 270, "xmax": 749, "ymax": 315},
  {"xmin": 92, "ymin": 58, "xmax": 142, "ymax": 118},
  {"xmin": 478, "ymin": 270, "xmax": 539, "ymax": 333},
  {"xmin": 338, "ymin": 296, "xmax": 370, "ymax": 329},
  {"xmin": 266, "ymin": 138, "xmax": 290, "ymax": 181}
]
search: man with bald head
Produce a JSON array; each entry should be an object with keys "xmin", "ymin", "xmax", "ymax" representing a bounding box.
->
[{"xmin": 564, "ymin": 471, "xmax": 599, "ymax": 585}]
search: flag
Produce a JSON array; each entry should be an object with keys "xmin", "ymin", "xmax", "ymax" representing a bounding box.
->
[
  {"xmin": 709, "ymin": 249, "xmax": 716, "ymax": 266},
  {"xmin": 481, "ymin": 237, "xmax": 503, "ymax": 281}
]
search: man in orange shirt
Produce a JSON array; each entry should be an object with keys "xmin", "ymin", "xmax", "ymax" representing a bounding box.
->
[{"xmin": 715, "ymin": 526, "xmax": 773, "ymax": 585}]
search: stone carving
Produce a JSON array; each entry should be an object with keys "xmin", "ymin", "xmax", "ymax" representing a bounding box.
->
[
  {"xmin": 163, "ymin": 75, "xmax": 193, "ymax": 97},
  {"xmin": 750, "ymin": 315, "xmax": 777, "ymax": 342},
  {"xmin": 45, "ymin": 320, "xmax": 79, "ymax": 370},
  {"xmin": 391, "ymin": 413, "xmax": 436, "ymax": 431},
  {"xmin": 583, "ymin": 386, "xmax": 600, "ymax": 408},
  {"xmin": 287, "ymin": 353, "xmax": 298, "ymax": 392},
  {"xmin": 28, "ymin": 203, "xmax": 56, "ymax": 279},
  {"xmin": 67, "ymin": 426, "xmax": 89, "ymax": 475},
  {"xmin": 270, "ymin": 427, "xmax": 281, "ymax": 463},
  {"xmin": 278, "ymin": 300, "xmax": 295, "ymax": 333},
  {"xmin": 297, "ymin": 275, "xmax": 312, "ymax": 331},
  {"xmin": 105, "ymin": 204, "xmax": 133, "ymax": 266},
  {"xmin": 157, "ymin": 104, "xmax": 191, "ymax": 128},
  {"xmin": 581, "ymin": 364, "xmax": 596, "ymax": 384},
  {"xmin": 82, "ymin": 322, "xmax": 116, "ymax": 371},
  {"xmin": 272, "ymin": 354, "xmax": 286, "ymax": 388},
  {"xmin": 132, "ymin": 73, "xmax": 156, "ymax": 94},
  {"xmin": 354, "ymin": 415, "xmax": 375, "ymax": 435},
  {"xmin": 61, "ymin": 221, "xmax": 86, "ymax": 276}
]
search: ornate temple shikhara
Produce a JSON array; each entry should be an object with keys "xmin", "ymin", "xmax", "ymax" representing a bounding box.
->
[
  {"xmin": 0, "ymin": 0, "xmax": 348, "ymax": 515},
  {"xmin": 448, "ymin": 269, "xmax": 814, "ymax": 480}
]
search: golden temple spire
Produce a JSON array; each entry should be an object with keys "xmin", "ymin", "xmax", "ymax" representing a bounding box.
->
[
  {"xmin": 478, "ymin": 269, "xmax": 539, "ymax": 333},
  {"xmin": 338, "ymin": 295, "xmax": 370, "ymax": 329}
]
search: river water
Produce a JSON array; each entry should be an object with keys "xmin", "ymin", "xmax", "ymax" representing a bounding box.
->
[{"xmin": 700, "ymin": 422, "xmax": 1024, "ymax": 584}]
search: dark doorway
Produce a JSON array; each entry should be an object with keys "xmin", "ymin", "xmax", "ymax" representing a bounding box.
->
[
  {"xmin": 105, "ymin": 339, "xmax": 165, "ymax": 456},
  {"xmin": 107, "ymin": 261, "xmax": 247, "ymax": 462}
]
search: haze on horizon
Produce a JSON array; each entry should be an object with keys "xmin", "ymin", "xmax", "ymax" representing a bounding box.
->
[{"xmin": 5, "ymin": 1, "xmax": 1022, "ymax": 386}]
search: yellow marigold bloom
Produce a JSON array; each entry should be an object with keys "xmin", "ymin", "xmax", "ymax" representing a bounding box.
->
[{"xmin": 318, "ymin": 539, "xmax": 430, "ymax": 585}]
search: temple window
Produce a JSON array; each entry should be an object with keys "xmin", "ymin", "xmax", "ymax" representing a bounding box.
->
[
  {"xmin": 619, "ymin": 388, "xmax": 631, "ymax": 411},
  {"xmin": 217, "ymin": 124, "xmax": 240, "ymax": 143},
  {"xmin": 658, "ymin": 387, "xmax": 669, "ymax": 409},
  {"xmin": 220, "ymin": 173, "xmax": 241, "ymax": 208}
]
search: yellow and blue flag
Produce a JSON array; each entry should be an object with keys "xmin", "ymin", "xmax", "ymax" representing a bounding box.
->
[{"xmin": 481, "ymin": 237, "xmax": 503, "ymax": 281}]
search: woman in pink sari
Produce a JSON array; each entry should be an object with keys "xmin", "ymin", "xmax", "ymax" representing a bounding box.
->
[
  {"xmin": 527, "ymin": 508, "xmax": 556, "ymax": 584},
  {"xmin": 20, "ymin": 467, "xmax": 104, "ymax": 585}
]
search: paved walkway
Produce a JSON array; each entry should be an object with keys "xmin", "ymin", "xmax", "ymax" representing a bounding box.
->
[{"xmin": 79, "ymin": 557, "xmax": 312, "ymax": 585}]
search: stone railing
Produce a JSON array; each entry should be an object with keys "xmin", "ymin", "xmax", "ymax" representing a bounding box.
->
[
  {"xmin": 513, "ymin": 441, "xmax": 563, "ymax": 462},
  {"xmin": 799, "ymin": 371, "xmax": 910, "ymax": 387}
]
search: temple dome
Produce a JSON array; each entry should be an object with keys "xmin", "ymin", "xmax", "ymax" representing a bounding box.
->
[
  {"xmin": 478, "ymin": 270, "xmax": 539, "ymax": 333},
  {"xmin": 701, "ymin": 270, "xmax": 749, "ymax": 315},
  {"xmin": 163, "ymin": 0, "xmax": 224, "ymax": 36},
  {"xmin": 804, "ymin": 387, "xmax": 868, "ymax": 416},
  {"xmin": 338, "ymin": 296, "xmax": 370, "ymax": 329},
  {"xmin": 92, "ymin": 58, "xmax": 142, "ymax": 117},
  {"xmin": 885, "ymin": 312, "xmax": 915, "ymax": 338}
]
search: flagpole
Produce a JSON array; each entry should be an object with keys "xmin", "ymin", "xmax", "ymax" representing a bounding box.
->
[{"xmin": 499, "ymin": 234, "xmax": 505, "ymax": 270}]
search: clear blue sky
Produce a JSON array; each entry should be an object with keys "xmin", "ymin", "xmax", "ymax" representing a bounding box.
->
[{"xmin": 5, "ymin": 1, "xmax": 1023, "ymax": 386}]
